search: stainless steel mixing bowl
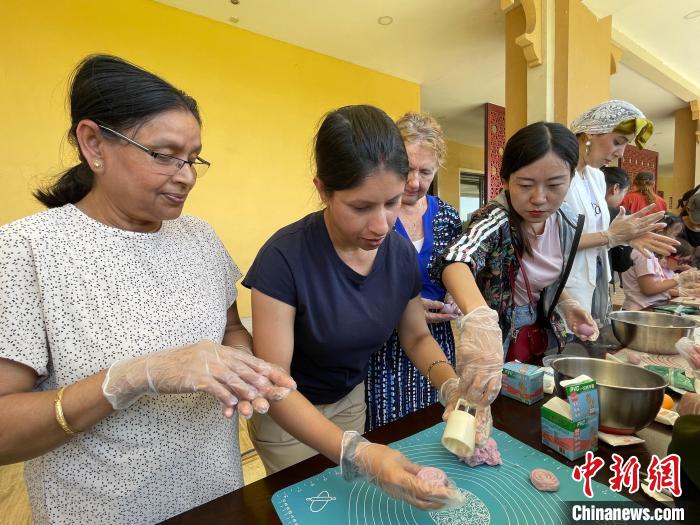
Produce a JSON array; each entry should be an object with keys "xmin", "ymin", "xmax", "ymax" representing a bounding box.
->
[
  {"xmin": 552, "ymin": 357, "xmax": 668, "ymax": 434},
  {"xmin": 609, "ymin": 311, "xmax": 698, "ymax": 355}
]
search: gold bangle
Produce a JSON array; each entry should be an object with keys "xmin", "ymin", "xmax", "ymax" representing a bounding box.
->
[
  {"xmin": 427, "ymin": 359, "xmax": 450, "ymax": 384},
  {"xmin": 54, "ymin": 386, "xmax": 81, "ymax": 436}
]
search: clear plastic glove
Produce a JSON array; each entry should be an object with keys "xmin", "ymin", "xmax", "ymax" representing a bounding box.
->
[
  {"xmin": 673, "ymin": 269, "xmax": 700, "ymax": 287},
  {"xmin": 629, "ymin": 232, "xmax": 681, "ymax": 258},
  {"xmin": 102, "ymin": 340, "xmax": 297, "ymax": 417},
  {"xmin": 675, "ymin": 337, "xmax": 700, "ymax": 369},
  {"xmin": 557, "ymin": 299, "xmax": 599, "ymax": 341},
  {"xmin": 455, "ymin": 306, "xmax": 504, "ymax": 407},
  {"xmin": 422, "ymin": 298, "xmax": 461, "ymax": 323},
  {"xmin": 439, "ymin": 378, "xmax": 493, "ymax": 447},
  {"xmin": 678, "ymin": 285, "xmax": 700, "ymax": 297},
  {"xmin": 438, "ymin": 377, "xmax": 459, "ymax": 415},
  {"xmin": 340, "ymin": 431, "xmax": 466, "ymax": 511},
  {"xmin": 606, "ymin": 205, "xmax": 665, "ymax": 248}
]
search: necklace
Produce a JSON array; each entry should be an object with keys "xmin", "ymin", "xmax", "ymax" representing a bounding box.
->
[{"xmin": 400, "ymin": 199, "xmax": 426, "ymax": 240}]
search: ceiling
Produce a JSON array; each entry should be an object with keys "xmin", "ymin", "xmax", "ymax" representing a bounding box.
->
[{"xmin": 156, "ymin": 0, "xmax": 698, "ymax": 166}]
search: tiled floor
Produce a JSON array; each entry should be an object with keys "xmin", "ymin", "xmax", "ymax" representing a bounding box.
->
[
  {"xmin": 239, "ymin": 416, "xmax": 267, "ymax": 485},
  {"xmin": 0, "ymin": 463, "xmax": 32, "ymax": 525}
]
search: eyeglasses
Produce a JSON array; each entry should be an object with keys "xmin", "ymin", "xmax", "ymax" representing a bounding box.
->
[{"xmin": 98, "ymin": 125, "xmax": 210, "ymax": 178}]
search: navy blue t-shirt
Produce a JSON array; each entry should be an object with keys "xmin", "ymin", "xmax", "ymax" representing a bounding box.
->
[{"xmin": 243, "ymin": 211, "xmax": 422, "ymax": 404}]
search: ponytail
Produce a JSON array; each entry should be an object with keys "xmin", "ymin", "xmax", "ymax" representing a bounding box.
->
[
  {"xmin": 633, "ymin": 171, "xmax": 655, "ymax": 205},
  {"xmin": 34, "ymin": 164, "xmax": 94, "ymax": 208}
]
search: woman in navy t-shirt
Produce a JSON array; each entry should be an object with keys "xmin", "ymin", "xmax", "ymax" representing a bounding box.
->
[{"xmin": 243, "ymin": 105, "xmax": 463, "ymax": 510}]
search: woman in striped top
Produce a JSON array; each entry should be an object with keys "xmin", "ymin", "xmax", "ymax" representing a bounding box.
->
[{"xmin": 434, "ymin": 123, "xmax": 598, "ymax": 433}]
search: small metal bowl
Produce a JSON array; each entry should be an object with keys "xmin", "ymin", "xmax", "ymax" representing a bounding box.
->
[
  {"xmin": 552, "ymin": 357, "xmax": 667, "ymax": 434},
  {"xmin": 609, "ymin": 311, "xmax": 698, "ymax": 355}
]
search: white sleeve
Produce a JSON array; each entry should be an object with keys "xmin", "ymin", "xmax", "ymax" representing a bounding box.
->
[
  {"xmin": 195, "ymin": 218, "xmax": 242, "ymax": 308},
  {"xmin": 0, "ymin": 228, "xmax": 50, "ymax": 377}
]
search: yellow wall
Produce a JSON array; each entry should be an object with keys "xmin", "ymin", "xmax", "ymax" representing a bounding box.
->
[
  {"xmin": 656, "ymin": 163, "xmax": 674, "ymax": 210},
  {"xmin": 438, "ymin": 140, "xmax": 484, "ymax": 210},
  {"xmin": 554, "ymin": 0, "xmax": 611, "ymax": 126},
  {"xmin": 505, "ymin": 4, "xmax": 528, "ymax": 139},
  {"xmin": 673, "ymin": 107, "xmax": 697, "ymax": 209},
  {"xmin": 0, "ymin": 0, "xmax": 420, "ymax": 316}
]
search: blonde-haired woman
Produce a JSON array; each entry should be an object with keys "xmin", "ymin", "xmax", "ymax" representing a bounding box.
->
[
  {"xmin": 365, "ymin": 112, "xmax": 462, "ymax": 431},
  {"xmin": 621, "ymin": 171, "xmax": 668, "ymax": 215},
  {"xmin": 565, "ymin": 100, "xmax": 678, "ymax": 323}
]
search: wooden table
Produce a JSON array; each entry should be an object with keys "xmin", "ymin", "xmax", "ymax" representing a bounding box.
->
[{"xmin": 163, "ymin": 394, "xmax": 674, "ymax": 524}]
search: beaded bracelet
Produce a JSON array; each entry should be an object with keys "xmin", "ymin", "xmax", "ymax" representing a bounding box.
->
[
  {"xmin": 427, "ymin": 359, "xmax": 450, "ymax": 384},
  {"xmin": 54, "ymin": 386, "xmax": 81, "ymax": 436}
]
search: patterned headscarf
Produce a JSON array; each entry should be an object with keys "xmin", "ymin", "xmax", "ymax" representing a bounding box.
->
[{"xmin": 570, "ymin": 99, "xmax": 654, "ymax": 148}]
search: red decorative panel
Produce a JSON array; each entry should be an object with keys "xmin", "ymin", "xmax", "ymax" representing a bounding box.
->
[
  {"xmin": 484, "ymin": 103, "xmax": 506, "ymax": 201},
  {"xmin": 618, "ymin": 145, "xmax": 658, "ymax": 190}
]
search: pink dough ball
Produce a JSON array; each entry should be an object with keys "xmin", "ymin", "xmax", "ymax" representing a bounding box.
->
[{"xmin": 627, "ymin": 352, "xmax": 642, "ymax": 365}]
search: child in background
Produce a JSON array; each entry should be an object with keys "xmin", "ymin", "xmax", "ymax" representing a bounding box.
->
[
  {"xmin": 659, "ymin": 213, "xmax": 684, "ymax": 240},
  {"xmin": 621, "ymin": 239, "xmax": 699, "ymax": 310},
  {"xmin": 602, "ymin": 166, "xmax": 633, "ymax": 277},
  {"xmin": 660, "ymin": 237, "xmax": 694, "ymax": 278}
]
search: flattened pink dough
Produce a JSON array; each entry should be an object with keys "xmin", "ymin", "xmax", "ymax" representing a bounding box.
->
[
  {"xmin": 417, "ymin": 467, "xmax": 447, "ymax": 487},
  {"xmin": 460, "ymin": 438, "xmax": 502, "ymax": 467},
  {"xmin": 530, "ymin": 468, "xmax": 560, "ymax": 491}
]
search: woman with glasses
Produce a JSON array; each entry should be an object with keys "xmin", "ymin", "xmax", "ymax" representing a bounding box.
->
[
  {"xmin": 0, "ymin": 54, "xmax": 295, "ymax": 524},
  {"xmin": 563, "ymin": 100, "xmax": 679, "ymax": 323}
]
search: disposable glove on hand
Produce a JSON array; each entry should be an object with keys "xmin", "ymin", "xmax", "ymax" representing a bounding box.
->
[
  {"xmin": 674, "ymin": 269, "xmax": 700, "ymax": 287},
  {"xmin": 556, "ymin": 299, "xmax": 599, "ymax": 342},
  {"xmin": 422, "ymin": 298, "xmax": 461, "ymax": 323},
  {"xmin": 678, "ymin": 285, "xmax": 700, "ymax": 298},
  {"xmin": 439, "ymin": 378, "xmax": 493, "ymax": 447},
  {"xmin": 455, "ymin": 306, "xmax": 504, "ymax": 407},
  {"xmin": 629, "ymin": 232, "xmax": 680, "ymax": 258},
  {"xmin": 340, "ymin": 431, "xmax": 466, "ymax": 511},
  {"xmin": 102, "ymin": 340, "xmax": 296, "ymax": 418},
  {"xmin": 676, "ymin": 337, "xmax": 700, "ymax": 369},
  {"xmin": 606, "ymin": 205, "xmax": 666, "ymax": 248}
]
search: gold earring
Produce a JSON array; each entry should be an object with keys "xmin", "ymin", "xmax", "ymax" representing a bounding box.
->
[
  {"xmin": 93, "ymin": 159, "xmax": 102, "ymax": 168},
  {"xmin": 585, "ymin": 140, "xmax": 591, "ymax": 155}
]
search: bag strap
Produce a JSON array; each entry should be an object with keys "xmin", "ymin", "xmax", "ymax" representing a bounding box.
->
[
  {"xmin": 513, "ymin": 248, "xmax": 536, "ymax": 306},
  {"xmin": 547, "ymin": 212, "xmax": 586, "ymax": 318}
]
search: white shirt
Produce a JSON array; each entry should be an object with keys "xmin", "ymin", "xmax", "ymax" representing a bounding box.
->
[
  {"xmin": 621, "ymin": 251, "xmax": 671, "ymax": 310},
  {"xmin": 564, "ymin": 166, "xmax": 612, "ymax": 316},
  {"xmin": 0, "ymin": 205, "xmax": 243, "ymax": 525}
]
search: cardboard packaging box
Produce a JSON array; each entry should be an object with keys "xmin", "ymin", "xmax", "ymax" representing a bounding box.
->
[
  {"xmin": 541, "ymin": 376, "xmax": 599, "ymax": 461},
  {"xmin": 501, "ymin": 362, "xmax": 544, "ymax": 405}
]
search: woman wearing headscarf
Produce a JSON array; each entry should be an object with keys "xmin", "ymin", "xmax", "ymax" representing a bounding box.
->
[{"xmin": 565, "ymin": 100, "xmax": 679, "ymax": 323}]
